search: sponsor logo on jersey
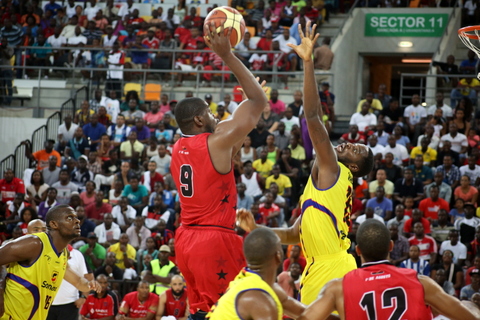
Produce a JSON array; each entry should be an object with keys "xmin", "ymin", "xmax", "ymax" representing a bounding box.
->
[
  {"xmin": 51, "ymin": 271, "xmax": 58, "ymax": 282},
  {"xmin": 41, "ymin": 281, "xmax": 58, "ymax": 292}
]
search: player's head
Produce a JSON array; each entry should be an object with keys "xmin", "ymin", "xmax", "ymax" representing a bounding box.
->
[
  {"xmin": 335, "ymin": 143, "xmax": 373, "ymax": 178},
  {"xmin": 244, "ymin": 228, "xmax": 282, "ymax": 270},
  {"xmin": 175, "ymin": 97, "xmax": 218, "ymax": 134},
  {"xmin": 45, "ymin": 205, "xmax": 80, "ymax": 240},
  {"xmin": 27, "ymin": 219, "xmax": 46, "ymax": 234},
  {"xmin": 96, "ymin": 274, "xmax": 109, "ymax": 293},
  {"xmin": 170, "ymin": 275, "xmax": 185, "ymax": 296},
  {"xmin": 356, "ymin": 219, "xmax": 392, "ymax": 263},
  {"xmin": 137, "ymin": 280, "xmax": 150, "ymax": 300}
]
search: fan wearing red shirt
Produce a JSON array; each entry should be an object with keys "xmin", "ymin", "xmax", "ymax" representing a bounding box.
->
[
  {"xmin": 142, "ymin": 30, "xmax": 160, "ymax": 49},
  {"xmin": 80, "ymin": 274, "xmax": 119, "ymax": 319},
  {"xmin": 338, "ymin": 125, "xmax": 366, "ymax": 144},
  {"xmin": 258, "ymin": 196, "xmax": 280, "ymax": 227},
  {"xmin": 174, "ymin": 21, "xmax": 192, "ymax": 48},
  {"xmin": 0, "ymin": 169, "xmax": 25, "ymax": 204},
  {"xmin": 118, "ymin": 281, "xmax": 159, "ymax": 320},
  {"xmin": 403, "ymin": 208, "xmax": 432, "ymax": 236},
  {"xmin": 140, "ymin": 161, "xmax": 165, "ymax": 193},
  {"xmin": 408, "ymin": 221, "xmax": 438, "ymax": 262},
  {"xmin": 85, "ymin": 190, "xmax": 113, "ymax": 223},
  {"xmin": 184, "ymin": 7, "xmax": 203, "ymax": 28},
  {"xmin": 157, "ymin": 275, "xmax": 189, "ymax": 320},
  {"xmin": 257, "ymin": 29, "xmax": 273, "ymax": 52},
  {"xmin": 283, "ymin": 245, "xmax": 306, "ymax": 272},
  {"xmin": 418, "ymin": 185, "xmax": 450, "ymax": 222}
]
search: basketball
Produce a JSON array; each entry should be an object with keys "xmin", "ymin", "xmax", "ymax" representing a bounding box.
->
[{"xmin": 203, "ymin": 6, "xmax": 246, "ymax": 47}]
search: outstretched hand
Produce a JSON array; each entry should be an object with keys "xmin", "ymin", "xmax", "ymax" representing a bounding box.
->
[
  {"xmin": 237, "ymin": 77, "xmax": 268, "ymax": 101},
  {"xmin": 204, "ymin": 23, "xmax": 233, "ymax": 58},
  {"xmin": 88, "ymin": 280, "xmax": 102, "ymax": 293},
  {"xmin": 236, "ymin": 208, "xmax": 257, "ymax": 232},
  {"xmin": 287, "ymin": 21, "xmax": 319, "ymax": 62}
]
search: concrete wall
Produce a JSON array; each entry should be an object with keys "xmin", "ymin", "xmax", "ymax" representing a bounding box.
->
[
  {"xmin": 0, "ymin": 116, "xmax": 47, "ymax": 160},
  {"xmin": 331, "ymin": 7, "xmax": 457, "ymax": 116}
]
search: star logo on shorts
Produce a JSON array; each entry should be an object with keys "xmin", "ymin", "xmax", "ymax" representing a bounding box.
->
[
  {"xmin": 218, "ymin": 181, "xmax": 230, "ymax": 192},
  {"xmin": 220, "ymin": 194, "xmax": 230, "ymax": 204},
  {"xmin": 216, "ymin": 269, "xmax": 227, "ymax": 280},
  {"xmin": 215, "ymin": 257, "xmax": 227, "ymax": 267}
]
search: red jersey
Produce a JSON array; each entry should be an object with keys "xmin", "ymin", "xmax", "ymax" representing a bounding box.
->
[
  {"xmin": 408, "ymin": 235, "xmax": 438, "ymax": 261},
  {"xmin": 418, "ymin": 198, "xmax": 450, "ymax": 220},
  {"xmin": 119, "ymin": 292, "xmax": 159, "ymax": 318},
  {"xmin": 164, "ymin": 288, "xmax": 188, "ymax": 318},
  {"xmin": 344, "ymin": 262, "xmax": 432, "ymax": 320},
  {"xmin": 403, "ymin": 217, "xmax": 431, "ymax": 234},
  {"xmin": 258, "ymin": 203, "xmax": 280, "ymax": 226},
  {"xmin": 0, "ymin": 177, "xmax": 25, "ymax": 203},
  {"xmin": 171, "ymin": 133, "xmax": 237, "ymax": 229},
  {"xmin": 142, "ymin": 37, "xmax": 160, "ymax": 49},
  {"xmin": 80, "ymin": 292, "xmax": 119, "ymax": 319}
]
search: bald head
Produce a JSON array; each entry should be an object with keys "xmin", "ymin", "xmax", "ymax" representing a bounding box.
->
[
  {"xmin": 243, "ymin": 228, "xmax": 281, "ymax": 266},
  {"xmin": 27, "ymin": 219, "xmax": 47, "ymax": 234}
]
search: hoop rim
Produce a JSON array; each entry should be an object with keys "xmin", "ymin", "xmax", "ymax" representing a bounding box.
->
[{"xmin": 458, "ymin": 25, "xmax": 480, "ymax": 39}]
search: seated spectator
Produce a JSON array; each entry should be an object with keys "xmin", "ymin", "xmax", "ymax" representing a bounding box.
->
[
  {"xmin": 426, "ymin": 171, "xmax": 453, "ymax": 205},
  {"xmin": 156, "ymin": 275, "xmax": 189, "ymax": 319},
  {"xmin": 411, "ymin": 138, "xmax": 437, "ymax": 167},
  {"xmin": 451, "ymin": 198, "xmax": 466, "ymax": 223},
  {"xmin": 150, "ymin": 144, "xmax": 171, "ymax": 176},
  {"xmin": 438, "ymin": 140, "xmax": 461, "ymax": 168},
  {"xmin": 241, "ymin": 161, "xmax": 263, "ymax": 200},
  {"xmin": 144, "ymin": 245, "xmax": 178, "ymax": 295},
  {"xmin": 419, "ymin": 185, "xmax": 450, "ymax": 223},
  {"xmin": 107, "ymin": 233, "xmax": 136, "ymax": 270},
  {"xmin": 17, "ymin": 207, "xmax": 38, "ymax": 235},
  {"xmin": 356, "ymin": 91, "xmax": 383, "ymax": 114},
  {"xmin": 42, "ymin": 155, "xmax": 61, "ymax": 186},
  {"xmin": 148, "ymin": 181, "xmax": 174, "ymax": 209},
  {"xmin": 440, "ymin": 122, "xmax": 468, "ymax": 155},
  {"xmin": 37, "ymin": 187, "xmax": 58, "ymax": 220},
  {"xmin": 394, "ymin": 168, "xmax": 424, "ymax": 206},
  {"xmin": 122, "ymin": 175, "xmax": 148, "ymax": 215},
  {"xmin": 94, "ymin": 213, "xmax": 121, "ymax": 246},
  {"xmin": 455, "ymin": 175, "xmax": 478, "ymax": 205},
  {"xmin": 265, "ymin": 165, "xmax": 291, "ymax": 198},
  {"xmin": 120, "ymin": 131, "xmax": 144, "ymax": 161},
  {"xmin": 82, "ymin": 113, "xmax": 106, "ymax": 152},
  {"xmin": 366, "ymin": 186, "xmax": 393, "ymax": 220},
  {"xmin": 374, "ymin": 121, "xmax": 390, "ymax": 146},
  {"xmin": 257, "ymin": 191, "xmax": 281, "ymax": 227},
  {"xmin": 24, "ymin": 139, "xmax": 61, "ymax": 170},
  {"xmin": 94, "ymin": 251, "xmax": 124, "ymax": 280},
  {"xmin": 107, "ymin": 114, "xmax": 130, "ymax": 148},
  {"xmin": 70, "ymin": 156, "xmax": 94, "ymax": 190},
  {"xmin": 28, "ymin": 34, "xmax": 52, "ymax": 77},
  {"xmin": 142, "ymin": 194, "xmax": 171, "ymax": 230},
  {"xmin": 87, "ymin": 151, "xmax": 103, "ymax": 174},
  {"xmin": 249, "ymin": 119, "xmax": 270, "ymax": 148},
  {"xmin": 440, "ymin": 229, "xmax": 467, "ymax": 266},
  {"xmin": 451, "ymin": 77, "xmax": 480, "ymax": 108},
  {"xmin": 461, "ymin": 154, "xmax": 480, "ymax": 186},
  {"xmin": 65, "ymin": 127, "xmax": 91, "ymax": 160},
  {"xmin": 126, "ymin": 216, "xmax": 151, "ymax": 252},
  {"xmin": 80, "ymin": 274, "xmax": 119, "ymax": 319},
  {"xmin": 379, "ymin": 98, "xmax": 404, "ymax": 133},
  {"xmin": 404, "ymin": 209, "xmax": 431, "ymax": 237},
  {"xmin": 417, "ymin": 124, "xmax": 440, "ymax": 150},
  {"xmin": 387, "ymin": 204, "xmax": 410, "ymax": 235},
  {"xmin": 237, "ymin": 182, "xmax": 254, "ymax": 210},
  {"xmin": 26, "ymin": 170, "xmax": 48, "ymax": 205},
  {"xmin": 461, "ymin": 268, "xmax": 480, "ymax": 300},
  {"xmin": 432, "ymin": 209, "xmax": 455, "ymax": 244},
  {"xmin": 151, "ymin": 219, "xmax": 174, "ymax": 248},
  {"xmin": 112, "ymin": 161, "xmax": 135, "ymax": 190},
  {"xmin": 467, "ymin": 227, "xmax": 480, "ymax": 266},
  {"xmin": 79, "ymin": 180, "xmax": 96, "ymax": 207},
  {"xmin": 408, "ymin": 155, "xmax": 433, "ymax": 186},
  {"xmin": 118, "ymin": 281, "xmax": 159, "ymax": 317},
  {"xmin": 408, "ymin": 221, "xmax": 438, "ymax": 262},
  {"xmin": 437, "ymin": 154, "xmax": 462, "ymax": 191},
  {"xmin": 111, "ymin": 197, "xmax": 136, "ymax": 231},
  {"xmin": 283, "ymin": 244, "xmax": 306, "ymax": 272},
  {"xmin": 350, "ymin": 101, "xmax": 377, "ymax": 134},
  {"xmin": 52, "ymin": 169, "xmax": 79, "ymax": 205},
  {"xmin": 368, "ymin": 135, "xmax": 385, "ymax": 157},
  {"xmin": 355, "ymin": 207, "xmax": 385, "ymax": 225},
  {"xmin": 432, "ymin": 250, "xmax": 464, "ymax": 293},
  {"xmin": 124, "ymin": 101, "xmax": 146, "ymax": 126},
  {"xmin": 253, "ymin": 148, "xmax": 275, "ymax": 179},
  {"xmin": 369, "ymin": 169, "xmax": 394, "ymax": 199},
  {"xmin": 404, "ymin": 94, "xmax": 427, "ymax": 142},
  {"xmin": 79, "ymin": 232, "xmax": 107, "ymax": 271},
  {"xmin": 388, "ymin": 222, "xmax": 409, "ymax": 266},
  {"xmin": 338, "ymin": 125, "xmax": 365, "ymax": 145},
  {"xmin": 76, "ymin": 206, "xmax": 96, "ymax": 244},
  {"xmin": 400, "ymin": 245, "xmax": 430, "ymax": 276},
  {"xmin": 140, "ymin": 237, "xmax": 159, "ymax": 271},
  {"xmin": 378, "ymin": 152, "xmax": 403, "ymax": 183},
  {"xmin": 141, "ymin": 161, "xmax": 164, "ymax": 193},
  {"xmin": 93, "ymin": 150, "xmax": 120, "ymax": 192},
  {"xmin": 455, "ymin": 204, "xmax": 480, "ymax": 245},
  {"xmin": 384, "ymin": 135, "xmax": 409, "ymax": 167}
]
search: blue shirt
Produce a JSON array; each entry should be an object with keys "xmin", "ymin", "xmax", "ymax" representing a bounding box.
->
[
  {"xmin": 80, "ymin": 218, "xmax": 96, "ymax": 238},
  {"xmin": 122, "ymin": 184, "xmax": 148, "ymax": 206},
  {"xmin": 366, "ymin": 197, "xmax": 393, "ymax": 218},
  {"xmin": 131, "ymin": 125, "xmax": 151, "ymax": 141},
  {"xmin": 395, "ymin": 135, "xmax": 410, "ymax": 147},
  {"xmin": 44, "ymin": 2, "xmax": 62, "ymax": 15},
  {"xmin": 238, "ymin": 194, "xmax": 254, "ymax": 210},
  {"xmin": 131, "ymin": 44, "xmax": 149, "ymax": 64},
  {"xmin": 408, "ymin": 165, "xmax": 433, "ymax": 183},
  {"xmin": 82, "ymin": 122, "xmax": 106, "ymax": 150},
  {"xmin": 400, "ymin": 258, "xmax": 430, "ymax": 276},
  {"xmin": 30, "ymin": 42, "xmax": 52, "ymax": 59}
]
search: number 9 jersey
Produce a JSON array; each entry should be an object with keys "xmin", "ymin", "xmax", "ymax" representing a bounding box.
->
[{"xmin": 343, "ymin": 262, "xmax": 432, "ymax": 320}]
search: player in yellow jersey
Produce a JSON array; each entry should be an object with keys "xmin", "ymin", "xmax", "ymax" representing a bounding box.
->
[
  {"xmin": 0, "ymin": 204, "xmax": 101, "ymax": 320},
  {"xmin": 207, "ymin": 228, "xmax": 304, "ymax": 320},
  {"xmin": 238, "ymin": 22, "xmax": 374, "ymax": 311}
]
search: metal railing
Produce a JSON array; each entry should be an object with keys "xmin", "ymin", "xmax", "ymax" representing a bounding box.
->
[
  {"xmin": 13, "ymin": 144, "xmax": 29, "ymax": 179},
  {"xmin": 61, "ymin": 98, "xmax": 76, "ymax": 118},
  {"xmin": 46, "ymin": 112, "xmax": 62, "ymax": 142},
  {"xmin": 0, "ymin": 155, "xmax": 15, "ymax": 180}
]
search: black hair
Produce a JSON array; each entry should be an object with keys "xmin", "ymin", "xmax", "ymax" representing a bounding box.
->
[
  {"xmin": 243, "ymin": 228, "xmax": 279, "ymax": 265},
  {"xmin": 175, "ymin": 97, "xmax": 208, "ymax": 132},
  {"xmin": 353, "ymin": 148, "xmax": 374, "ymax": 178},
  {"xmin": 20, "ymin": 207, "xmax": 38, "ymax": 223},
  {"xmin": 45, "ymin": 204, "xmax": 72, "ymax": 229},
  {"xmin": 30, "ymin": 170, "xmax": 45, "ymax": 185},
  {"xmin": 356, "ymin": 219, "xmax": 391, "ymax": 262}
]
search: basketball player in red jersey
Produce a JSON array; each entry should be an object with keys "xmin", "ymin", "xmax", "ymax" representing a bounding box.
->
[
  {"xmin": 297, "ymin": 219, "xmax": 480, "ymax": 320},
  {"xmin": 170, "ymin": 24, "xmax": 269, "ymax": 319},
  {"xmin": 157, "ymin": 275, "xmax": 189, "ymax": 320}
]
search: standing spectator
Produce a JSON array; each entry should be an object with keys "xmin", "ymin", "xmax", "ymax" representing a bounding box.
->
[
  {"xmin": 79, "ymin": 232, "xmax": 107, "ymax": 271},
  {"xmin": 349, "ymin": 102, "xmax": 377, "ymax": 134},
  {"xmin": 356, "ymin": 91, "xmax": 383, "ymax": 114},
  {"xmin": 455, "ymin": 204, "xmax": 480, "ymax": 245},
  {"xmin": 418, "ymin": 185, "xmax": 450, "ymax": 222},
  {"xmin": 366, "ymin": 186, "xmax": 393, "ymax": 220},
  {"xmin": 383, "ymin": 135, "xmax": 409, "ymax": 166},
  {"xmin": 80, "ymin": 275, "xmax": 119, "ymax": 319},
  {"xmin": 404, "ymin": 93, "xmax": 427, "ymax": 142},
  {"xmin": 440, "ymin": 229, "xmax": 467, "ymax": 266},
  {"xmin": 0, "ymin": 169, "xmax": 25, "ymax": 205},
  {"xmin": 400, "ymin": 245, "xmax": 431, "ymax": 276},
  {"xmin": 1, "ymin": 19, "xmax": 24, "ymax": 79},
  {"xmin": 106, "ymin": 42, "xmax": 124, "ymax": 98},
  {"xmin": 436, "ymin": 155, "xmax": 461, "ymax": 190},
  {"xmin": 388, "ymin": 222, "xmax": 409, "ymax": 266},
  {"xmin": 118, "ymin": 281, "xmax": 159, "ymax": 318},
  {"xmin": 51, "ymin": 169, "xmax": 79, "ymax": 205},
  {"xmin": 24, "ymin": 140, "xmax": 61, "ymax": 170},
  {"xmin": 408, "ymin": 221, "xmax": 438, "ymax": 262}
]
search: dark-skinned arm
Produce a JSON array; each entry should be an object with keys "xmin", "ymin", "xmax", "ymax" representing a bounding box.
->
[
  {"xmin": 236, "ymin": 290, "xmax": 278, "ymax": 320},
  {"xmin": 143, "ymin": 270, "xmax": 171, "ymax": 285},
  {"xmin": 297, "ymin": 279, "xmax": 344, "ymax": 320},
  {"xmin": 273, "ymin": 283, "xmax": 305, "ymax": 318}
]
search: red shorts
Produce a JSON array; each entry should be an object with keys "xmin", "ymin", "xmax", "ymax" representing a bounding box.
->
[{"xmin": 175, "ymin": 225, "xmax": 245, "ymax": 313}]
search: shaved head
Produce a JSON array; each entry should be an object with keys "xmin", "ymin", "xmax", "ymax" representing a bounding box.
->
[{"xmin": 27, "ymin": 219, "xmax": 46, "ymax": 234}]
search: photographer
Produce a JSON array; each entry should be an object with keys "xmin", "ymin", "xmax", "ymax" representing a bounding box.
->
[{"xmin": 0, "ymin": 37, "xmax": 13, "ymax": 106}]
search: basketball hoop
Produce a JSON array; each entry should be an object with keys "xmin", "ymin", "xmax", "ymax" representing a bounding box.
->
[{"xmin": 458, "ymin": 25, "xmax": 480, "ymax": 79}]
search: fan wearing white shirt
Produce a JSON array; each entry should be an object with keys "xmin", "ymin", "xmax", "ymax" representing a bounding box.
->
[
  {"xmin": 428, "ymin": 92, "xmax": 453, "ymax": 119},
  {"xmin": 350, "ymin": 102, "xmax": 378, "ymax": 133},
  {"xmin": 94, "ymin": 213, "xmax": 121, "ymax": 245},
  {"xmin": 440, "ymin": 122, "xmax": 468, "ymax": 154},
  {"xmin": 84, "ymin": 0, "xmax": 101, "ymax": 20},
  {"xmin": 460, "ymin": 154, "xmax": 480, "ymax": 185},
  {"xmin": 280, "ymin": 107, "xmax": 300, "ymax": 135},
  {"xmin": 383, "ymin": 135, "xmax": 410, "ymax": 166},
  {"xmin": 355, "ymin": 207, "xmax": 385, "ymax": 225},
  {"xmin": 217, "ymin": 94, "xmax": 239, "ymax": 114},
  {"xmin": 273, "ymin": 28, "xmax": 298, "ymax": 74},
  {"xmin": 111, "ymin": 197, "xmax": 136, "ymax": 230},
  {"xmin": 439, "ymin": 229, "xmax": 467, "ymax": 266},
  {"xmin": 368, "ymin": 135, "xmax": 385, "ymax": 157},
  {"xmin": 47, "ymin": 26, "xmax": 67, "ymax": 51},
  {"xmin": 404, "ymin": 93, "xmax": 427, "ymax": 141}
]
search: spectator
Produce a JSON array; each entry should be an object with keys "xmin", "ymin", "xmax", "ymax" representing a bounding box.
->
[
  {"xmin": 440, "ymin": 229, "xmax": 467, "ymax": 266},
  {"xmin": 144, "ymin": 245, "xmax": 178, "ymax": 295},
  {"xmin": 461, "ymin": 268, "xmax": 480, "ymax": 300},
  {"xmin": 111, "ymin": 197, "xmax": 136, "ymax": 231},
  {"xmin": 122, "ymin": 176, "xmax": 148, "ymax": 215},
  {"xmin": 265, "ymin": 164, "xmax": 292, "ymax": 198},
  {"xmin": 408, "ymin": 155, "xmax": 433, "ymax": 186},
  {"xmin": 237, "ymin": 182, "xmax": 254, "ymax": 210},
  {"xmin": 374, "ymin": 84, "xmax": 392, "ymax": 110},
  {"xmin": 356, "ymin": 91, "xmax": 383, "ymax": 114},
  {"xmin": 338, "ymin": 125, "xmax": 365, "ymax": 145},
  {"xmin": 287, "ymin": 90, "xmax": 303, "ymax": 118},
  {"xmin": 461, "ymin": 154, "xmax": 480, "ymax": 185},
  {"xmin": 400, "ymin": 245, "xmax": 430, "ymax": 276},
  {"xmin": 257, "ymin": 191, "xmax": 281, "ymax": 227},
  {"xmin": 366, "ymin": 186, "xmax": 393, "ymax": 220},
  {"xmin": 432, "ymin": 250, "xmax": 464, "ymax": 293},
  {"xmin": 408, "ymin": 221, "xmax": 438, "ymax": 262},
  {"xmin": 150, "ymin": 144, "xmax": 171, "ymax": 176},
  {"xmin": 404, "ymin": 93, "xmax": 427, "ymax": 142},
  {"xmin": 388, "ymin": 222, "xmax": 409, "ymax": 266},
  {"xmin": 23, "ymin": 139, "xmax": 61, "ymax": 170},
  {"xmin": 249, "ymin": 119, "xmax": 270, "ymax": 148},
  {"xmin": 378, "ymin": 98, "xmax": 403, "ymax": 134},
  {"xmin": 37, "ymin": 187, "xmax": 58, "ymax": 220},
  {"xmin": 94, "ymin": 252, "xmax": 123, "ymax": 280},
  {"xmin": 65, "ymin": 127, "xmax": 91, "ymax": 160},
  {"xmin": 118, "ymin": 281, "xmax": 159, "ymax": 318},
  {"xmin": 432, "ymin": 209, "xmax": 455, "ymax": 244},
  {"xmin": 418, "ymin": 184, "xmax": 450, "ymax": 223},
  {"xmin": 428, "ymin": 91, "xmax": 453, "ymax": 119},
  {"xmin": 436, "ymin": 154, "xmax": 461, "ymax": 190},
  {"xmin": 107, "ymin": 114, "xmax": 130, "ymax": 148},
  {"xmin": 148, "ymin": 181, "xmax": 174, "ymax": 209},
  {"xmin": 313, "ymin": 36, "xmax": 333, "ymax": 71},
  {"xmin": 144, "ymin": 102, "xmax": 164, "ymax": 134},
  {"xmin": 80, "ymin": 274, "xmax": 119, "ymax": 319},
  {"xmin": 374, "ymin": 121, "xmax": 390, "ymax": 146},
  {"xmin": 318, "ymin": 82, "xmax": 335, "ymax": 124},
  {"xmin": 384, "ymin": 135, "xmax": 409, "ymax": 167},
  {"xmin": 112, "ymin": 161, "xmax": 135, "ymax": 190},
  {"xmin": 106, "ymin": 42, "xmax": 124, "ymax": 99},
  {"xmin": 0, "ymin": 169, "xmax": 25, "ymax": 206},
  {"xmin": 411, "ymin": 138, "xmax": 437, "ymax": 167},
  {"xmin": 460, "ymin": 50, "xmax": 478, "ymax": 75},
  {"xmin": 107, "ymin": 233, "xmax": 136, "ymax": 270},
  {"xmin": 253, "ymin": 148, "xmax": 275, "ymax": 179},
  {"xmin": 240, "ymin": 161, "xmax": 263, "ymax": 199},
  {"xmin": 369, "ymin": 169, "xmax": 394, "ymax": 199},
  {"xmin": 120, "ymin": 131, "xmax": 144, "ymax": 161},
  {"xmin": 425, "ymin": 171, "xmax": 453, "ymax": 204},
  {"xmin": 393, "ymin": 168, "xmax": 424, "ymax": 205},
  {"xmin": 217, "ymin": 94, "xmax": 239, "ymax": 115},
  {"xmin": 455, "ymin": 175, "xmax": 478, "ymax": 205},
  {"xmin": 79, "ymin": 232, "xmax": 107, "ymax": 271},
  {"xmin": 441, "ymin": 122, "xmax": 469, "ymax": 156},
  {"xmin": 57, "ymin": 115, "xmax": 78, "ymax": 153},
  {"xmin": 283, "ymin": 244, "xmax": 306, "ymax": 273},
  {"xmin": 350, "ymin": 100, "xmax": 377, "ymax": 134},
  {"xmin": 130, "ymin": 118, "xmax": 151, "ymax": 145},
  {"xmin": 84, "ymin": 191, "xmax": 112, "ymax": 224},
  {"xmin": 417, "ymin": 124, "xmax": 440, "ymax": 151},
  {"xmin": 126, "ymin": 216, "xmax": 151, "ymax": 252},
  {"xmin": 437, "ymin": 140, "xmax": 461, "ymax": 168},
  {"xmin": 468, "ymin": 228, "xmax": 480, "ymax": 266},
  {"xmin": 70, "ymin": 156, "xmax": 94, "ymax": 190},
  {"xmin": 156, "ymin": 275, "xmax": 189, "ymax": 320},
  {"xmin": 51, "ymin": 169, "xmax": 79, "ymax": 205},
  {"xmin": 455, "ymin": 204, "xmax": 480, "ymax": 245},
  {"xmin": 94, "ymin": 213, "xmax": 121, "ymax": 246},
  {"xmin": 451, "ymin": 198, "xmax": 467, "ymax": 223},
  {"xmin": 378, "ymin": 152, "xmax": 403, "ymax": 183},
  {"xmin": 355, "ymin": 207, "xmax": 384, "ymax": 225},
  {"xmin": 151, "ymin": 219, "xmax": 174, "ymax": 248},
  {"xmin": 435, "ymin": 268, "xmax": 456, "ymax": 296},
  {"xmin": 387, "ymin": 204, "xmax": 410, "ymax": 235},
  {"xmin": 280, "ymin": 108, "xmax": 300, "ymax": 136}
]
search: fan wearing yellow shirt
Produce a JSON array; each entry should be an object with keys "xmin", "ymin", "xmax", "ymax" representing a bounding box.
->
[
  {"xmin": 356, "ymin": 92, "xmax": 383, "ymax": 113},
  {"xmin": 266, "ymin": 165, "xmax": 292, "ymax": 197},
  {"xmin": 0, "ymin": 205, "xmax": 101, "ymax": 320},
  {"xmin": 410, "ymin": 137, "xmax": 437, "ymax": 166},
  {"xmin": 253, "ymin": 148, "xmax": 275, "ymax": 178},
  {"xmin": 238, "ymin": 22, "xmax": 374, "ymax": 309},
  {"xmin": 206, "ymin": 228, "xmax": 305, "ymax": 320},
  {"xmin": 107, "ymin": 233, "xmax": 137, "ymax": 270}
]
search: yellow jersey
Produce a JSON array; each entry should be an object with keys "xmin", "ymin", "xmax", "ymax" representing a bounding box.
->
[
  {"xmin": 1, "ymin": 232, "xmax": 68, "ymax": 320},
  {"xmin": 206, "ymin": 268, "xmax": 283, "ymax": 320}
]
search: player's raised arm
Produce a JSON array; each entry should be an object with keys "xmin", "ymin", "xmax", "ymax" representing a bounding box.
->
[
  {"xmin": 287, "ymin": 22, "xmax": 339, "ymax": 187},
  {"xmin": 204, "ymin": 23, "xmax": 268, "ymax": 153}
]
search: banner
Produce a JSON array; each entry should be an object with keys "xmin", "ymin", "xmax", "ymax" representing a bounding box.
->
[{"xmin": 365, "ymin": 13, "xmax": 449, "ymax": 37}]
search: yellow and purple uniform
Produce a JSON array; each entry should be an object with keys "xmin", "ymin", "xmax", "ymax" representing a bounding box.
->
[{"xmin": 299, "ymin": 162, "xmax": 357, "ymax": 305}]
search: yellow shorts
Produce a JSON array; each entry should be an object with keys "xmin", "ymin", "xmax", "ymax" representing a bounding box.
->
[{"xmin": 300, "ymin": 251, "xmax": 356, "ymax": 305}]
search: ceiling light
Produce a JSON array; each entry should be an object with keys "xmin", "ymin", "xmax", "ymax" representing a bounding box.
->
[
  {"xmin": 401, "ymin": 58, "xmax": 432, "ymax": 63},
  {"xmin": 398, "ymin": 41, "xmax": 413, "ymax": 48}
]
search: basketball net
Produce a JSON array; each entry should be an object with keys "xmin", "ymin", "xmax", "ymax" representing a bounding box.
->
[{"xmin": 458, "ymin": 26, "xmax": 480, "ymax": 80}]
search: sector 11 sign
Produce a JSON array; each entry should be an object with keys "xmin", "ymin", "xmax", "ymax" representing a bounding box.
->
[{"xmin": 365, "ymin": 13, "xmax": 448, "ymax": 37}]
